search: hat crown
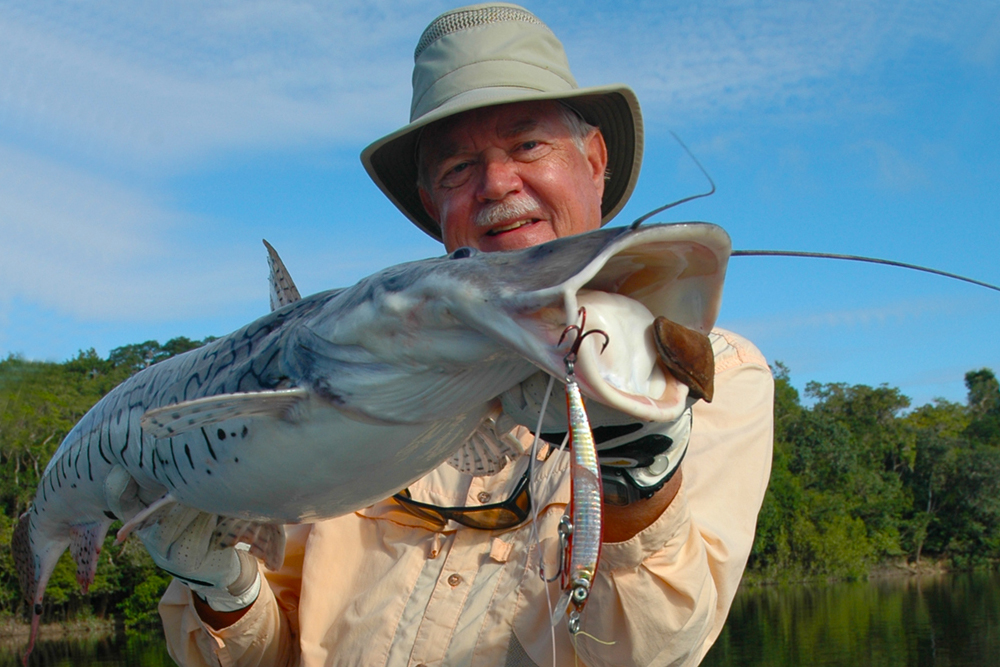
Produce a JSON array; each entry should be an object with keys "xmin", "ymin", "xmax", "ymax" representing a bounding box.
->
[
  {"xmin": 410, "ymin": 3, "xmax": 578, "ymax": 121},
  {"xmin": 415, "ymin": 4, "xmax": 541, "ymax": 60}
]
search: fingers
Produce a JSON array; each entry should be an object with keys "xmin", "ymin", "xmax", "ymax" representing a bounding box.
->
[{"xmin": 137, "ymin": 508, "xmax": 241, "ymax": 590}]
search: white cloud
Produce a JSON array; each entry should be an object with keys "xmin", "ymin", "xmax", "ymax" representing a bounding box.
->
[
  {"xmin": 558, "ymin": 0, "xmax": 989, "ymax": 123},
  {"xmin": 0, "ymin": 144, "xmax": 262, "ymax": 320},
  {"xmin": 858, "ymin": 140, "xmax": 932, "ymax": 192},
  {"xmin": 1, "ymin": 0, "xmax": 991, "ymax": 169},
  {"xmin": 0, "ymin": 1, "xmax": 437, "ymax": 166}
]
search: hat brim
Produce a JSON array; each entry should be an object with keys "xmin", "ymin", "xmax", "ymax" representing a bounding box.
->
[{"xmin": 361, "ymin": 84, "xmax": 644, "ymax": 241}]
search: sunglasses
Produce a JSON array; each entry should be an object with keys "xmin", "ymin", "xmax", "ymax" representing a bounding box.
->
[{"xmin": 392, "ymin": 469, "xmax": 532, "ymax": 530}]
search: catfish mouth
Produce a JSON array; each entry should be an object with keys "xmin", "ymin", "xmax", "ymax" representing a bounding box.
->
[{"xmin": 516, "ymin": 223, "xmax": 731, "ymax": 423}]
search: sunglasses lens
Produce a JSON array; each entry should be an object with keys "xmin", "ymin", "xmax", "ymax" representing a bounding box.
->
[
  {"xmin": 453, "ymin": 507, "xmax": 520, "ymax": 530},
  {"xmin": 393, "ymin": 472, "xmax": 531, "ymax": 530}
]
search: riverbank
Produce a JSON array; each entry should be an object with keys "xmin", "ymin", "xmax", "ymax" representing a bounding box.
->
[
  {"xmin": 869, "ymin": 558, "xmax": 953, "ymax": 578},
  {"xmin": 741, "ymin": 557, "xmax": 980, "ymax": 586},
  {"xmin": 0, "ymin": 616, "xmax": 116, "ymax": 647}
]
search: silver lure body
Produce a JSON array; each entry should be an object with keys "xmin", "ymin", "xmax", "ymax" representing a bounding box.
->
[{"xmin": 563, "ymin": 377, "xmax": 603, "ymax": 634}]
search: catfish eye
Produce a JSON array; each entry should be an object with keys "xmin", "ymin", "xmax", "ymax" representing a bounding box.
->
[{"xmin": 450, "ymin": 247, "xmax": 478, "ymax": 259}]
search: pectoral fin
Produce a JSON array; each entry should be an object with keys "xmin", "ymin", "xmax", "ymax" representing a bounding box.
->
[
  {"xmin": 141, "ymin": 388, "xmax": 310, "ymax": 438},
  {"xmin": 652, "ymin": 317, "xmax": 715, "ymax": 402},
  {"xmin": 115, "ymin": 493, "xmax": 177, "ymax": 543},
  {"xmin": 447, "ymin": 408, "xmax": 523, "ymax": 476},
  {"xmin": 69, "ymin": 520, "xmax": 113, "ymax": 593},
  {"xmin": 213, "ymin": 518, "xmax": 286, "ymax": 571}
]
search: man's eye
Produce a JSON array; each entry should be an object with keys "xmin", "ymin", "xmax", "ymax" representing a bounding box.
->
[
  {"xmin": 441, "ymin": 162, "xmax": 469, "ymax": 182},
  {"xmin": 439, "ymin": 161, "xmax": 473, "ymax": 187},
  {"xmin": 515, "ymin": 140, "xmax": 551, "ymax": 161}
]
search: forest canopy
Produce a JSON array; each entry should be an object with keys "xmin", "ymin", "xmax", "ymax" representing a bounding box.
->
[
  {"xmin": 0, "ymin": 340, "xmax": 998, "ymax": 627},
  {"xmin": 750, "ymin": 362, "xmax": 1000, "ymax": 581}
]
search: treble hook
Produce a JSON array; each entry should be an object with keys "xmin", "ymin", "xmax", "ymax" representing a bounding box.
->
[{"xmin": 558, "ymin": 308, "xmax": 610, "ymax": 372}]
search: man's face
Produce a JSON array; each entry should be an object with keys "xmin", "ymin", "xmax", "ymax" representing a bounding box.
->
[{"xmin": 418, "ymin": 101, "xmax": 608, "ymax": 253}]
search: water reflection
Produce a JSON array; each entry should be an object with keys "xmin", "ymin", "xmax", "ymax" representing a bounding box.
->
[
  {"xmin": 0, "ymin": 632, "xmax": 172, "ymax": 667},
  {"xmin": 704, "ymin": 570, "xmax": 1000, "ymax": 666},
  {"xmin": 2, "ymin": 572, "xmax": 996, "ymax": 665}
]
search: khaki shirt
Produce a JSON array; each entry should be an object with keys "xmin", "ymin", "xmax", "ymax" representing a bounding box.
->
[{"xmin": 160, "ymin": 329, "xmax": 773, "ymax": 667}]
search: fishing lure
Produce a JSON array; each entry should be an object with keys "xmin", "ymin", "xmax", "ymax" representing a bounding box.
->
[{"xmin": 553, "ymin": 308, "xmax": 610, "ymax": 635}]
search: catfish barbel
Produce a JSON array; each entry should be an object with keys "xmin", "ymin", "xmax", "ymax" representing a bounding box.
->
[{"xmin": 12, "ymin": 222, "xmax": 730, "ymax": 660}]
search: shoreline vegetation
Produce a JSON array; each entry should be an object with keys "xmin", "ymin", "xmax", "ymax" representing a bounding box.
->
[
  {"xmin": 0, "ymin": 616, "xmax": 115, "ymax": 640},
  {"xmin": 1, "ymin": 339, "xmax": 999, "ymax": 631},
  {"xmin": 0, "ymin": 561, "xmax": 990, "ymax": 640}
]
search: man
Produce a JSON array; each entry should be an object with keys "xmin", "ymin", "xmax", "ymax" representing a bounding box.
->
[{"xmin": 155, "ymin": 5, "xmax": 773, "ymax": 666}]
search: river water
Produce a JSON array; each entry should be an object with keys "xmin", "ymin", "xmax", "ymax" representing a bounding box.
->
[
  {"xmin": 703, "ymin": 570, "xmax": 1000, "ymax": 666},
  {"xmin": 4, "ymin": 571, "xmax": 997, "ymax": 666}
]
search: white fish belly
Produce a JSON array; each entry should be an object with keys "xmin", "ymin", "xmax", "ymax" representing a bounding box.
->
[{"xmin": 150, "ymin": 399, "xmax": 494, "ymax": 523}]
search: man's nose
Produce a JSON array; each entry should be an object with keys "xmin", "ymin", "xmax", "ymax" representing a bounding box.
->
[{"xmin": 476, "ymin": 152, "xmax": 521, "ymax": 202}]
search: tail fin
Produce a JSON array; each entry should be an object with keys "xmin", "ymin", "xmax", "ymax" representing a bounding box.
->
[
  {"xmin": 11, "ymin": 512, "xmax": 37, "ymax": 617},
  {"xmin": 12, "ymin": 511, "xmax": 66, "ymax": 664},
  {"xmin": 12, "ymin": 511, "xmax": 112, "ymax": 665}
]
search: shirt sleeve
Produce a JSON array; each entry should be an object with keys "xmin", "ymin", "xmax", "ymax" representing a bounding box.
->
[
  {"xmin": 577, "ymin": 329, "xmax": 774, "ymax": 667},
  {"xmin": 158, "ymin": 523, "xmax": 311, "ymax": 667}
]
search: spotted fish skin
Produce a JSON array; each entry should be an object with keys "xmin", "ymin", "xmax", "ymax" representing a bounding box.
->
[{"xmin": 14, "ymin": 223, "xmax": 732, "ymax": 662}]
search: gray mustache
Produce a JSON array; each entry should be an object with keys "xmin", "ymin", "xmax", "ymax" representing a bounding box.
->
[{"xmin": 475, "ymin": 196, "xmax": 542, "ymax": 228}]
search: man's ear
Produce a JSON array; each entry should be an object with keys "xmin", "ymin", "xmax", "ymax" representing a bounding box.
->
[
  {"xmin": 418, "ymin": 187, "xmax": 440, "ymax": 223},
  {"xmin": 584, "ymin": 129, "xmax": 609, "ymax": 198}
]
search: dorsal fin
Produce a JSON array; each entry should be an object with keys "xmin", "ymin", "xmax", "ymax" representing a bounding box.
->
[{"xmin": 263, "ymin": 239, "xmax": 302, "ymax": 311}]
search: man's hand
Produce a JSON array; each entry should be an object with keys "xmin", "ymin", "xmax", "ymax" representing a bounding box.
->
[
  {"xmin": 501, "ymin": 373, "xmax": 692, "ymax": 507},
  {"xmin": 603, "ymin": 468, "xmax": 683, "ymax": 542},
  {"xmin": 104, "ymin": 466, "xmax": 262, "ymax": 625},
  {"xmin": 592, "ymin": 408, "xmax": 690, "ymax": 506}
]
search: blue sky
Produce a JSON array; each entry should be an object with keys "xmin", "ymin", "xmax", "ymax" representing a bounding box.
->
[{"xmin": 1, "ymin": 0, "xmax": 998, "ymax": 409}]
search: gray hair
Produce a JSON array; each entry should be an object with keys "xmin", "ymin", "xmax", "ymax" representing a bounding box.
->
[{"xmin": 416, "ymin": 102, "xmax": 602, "ymax": 192}]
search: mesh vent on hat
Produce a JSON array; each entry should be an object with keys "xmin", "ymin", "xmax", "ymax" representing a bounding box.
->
[{"xmin": 415, "ymin": 5, "xmax": 542, "ymax": 60}]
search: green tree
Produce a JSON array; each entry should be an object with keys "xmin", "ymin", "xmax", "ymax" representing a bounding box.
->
[
  {"xmin": 107, "ymin": 336, "xmax": 207, "ymax": 374},
  {"xmin": 748, "ymin": 364, "xmax": 1000, "ymax": 580},
  {"xmin": 0, "ymin": 337, "xmax": 212, "ymax": 624},
  {"xmin": 965, "ymin": 368, "xmax": 1000, "ymax": 445},
  {"xmin": 903, "ymin": 400, "xmax": 968, "ymax": 562}
]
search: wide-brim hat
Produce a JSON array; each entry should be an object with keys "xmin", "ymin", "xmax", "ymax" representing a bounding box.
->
[{"xmin": 361, "ymin": 2, "xmax": 644, "ymax": 241}]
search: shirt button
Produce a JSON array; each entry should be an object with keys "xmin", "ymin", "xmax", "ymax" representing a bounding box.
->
[
  {"xmin": 447, "ymin": 573, "xmax": 462, "ymax": 587},
  {"xmin": 477, "ymin": 491, "xmax": 492, "ymax": 503}
]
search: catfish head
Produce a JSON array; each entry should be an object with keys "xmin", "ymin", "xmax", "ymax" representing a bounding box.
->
[{"xmin": 283, "ymin": 222, "xmax": 730, "ymax": 425}]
